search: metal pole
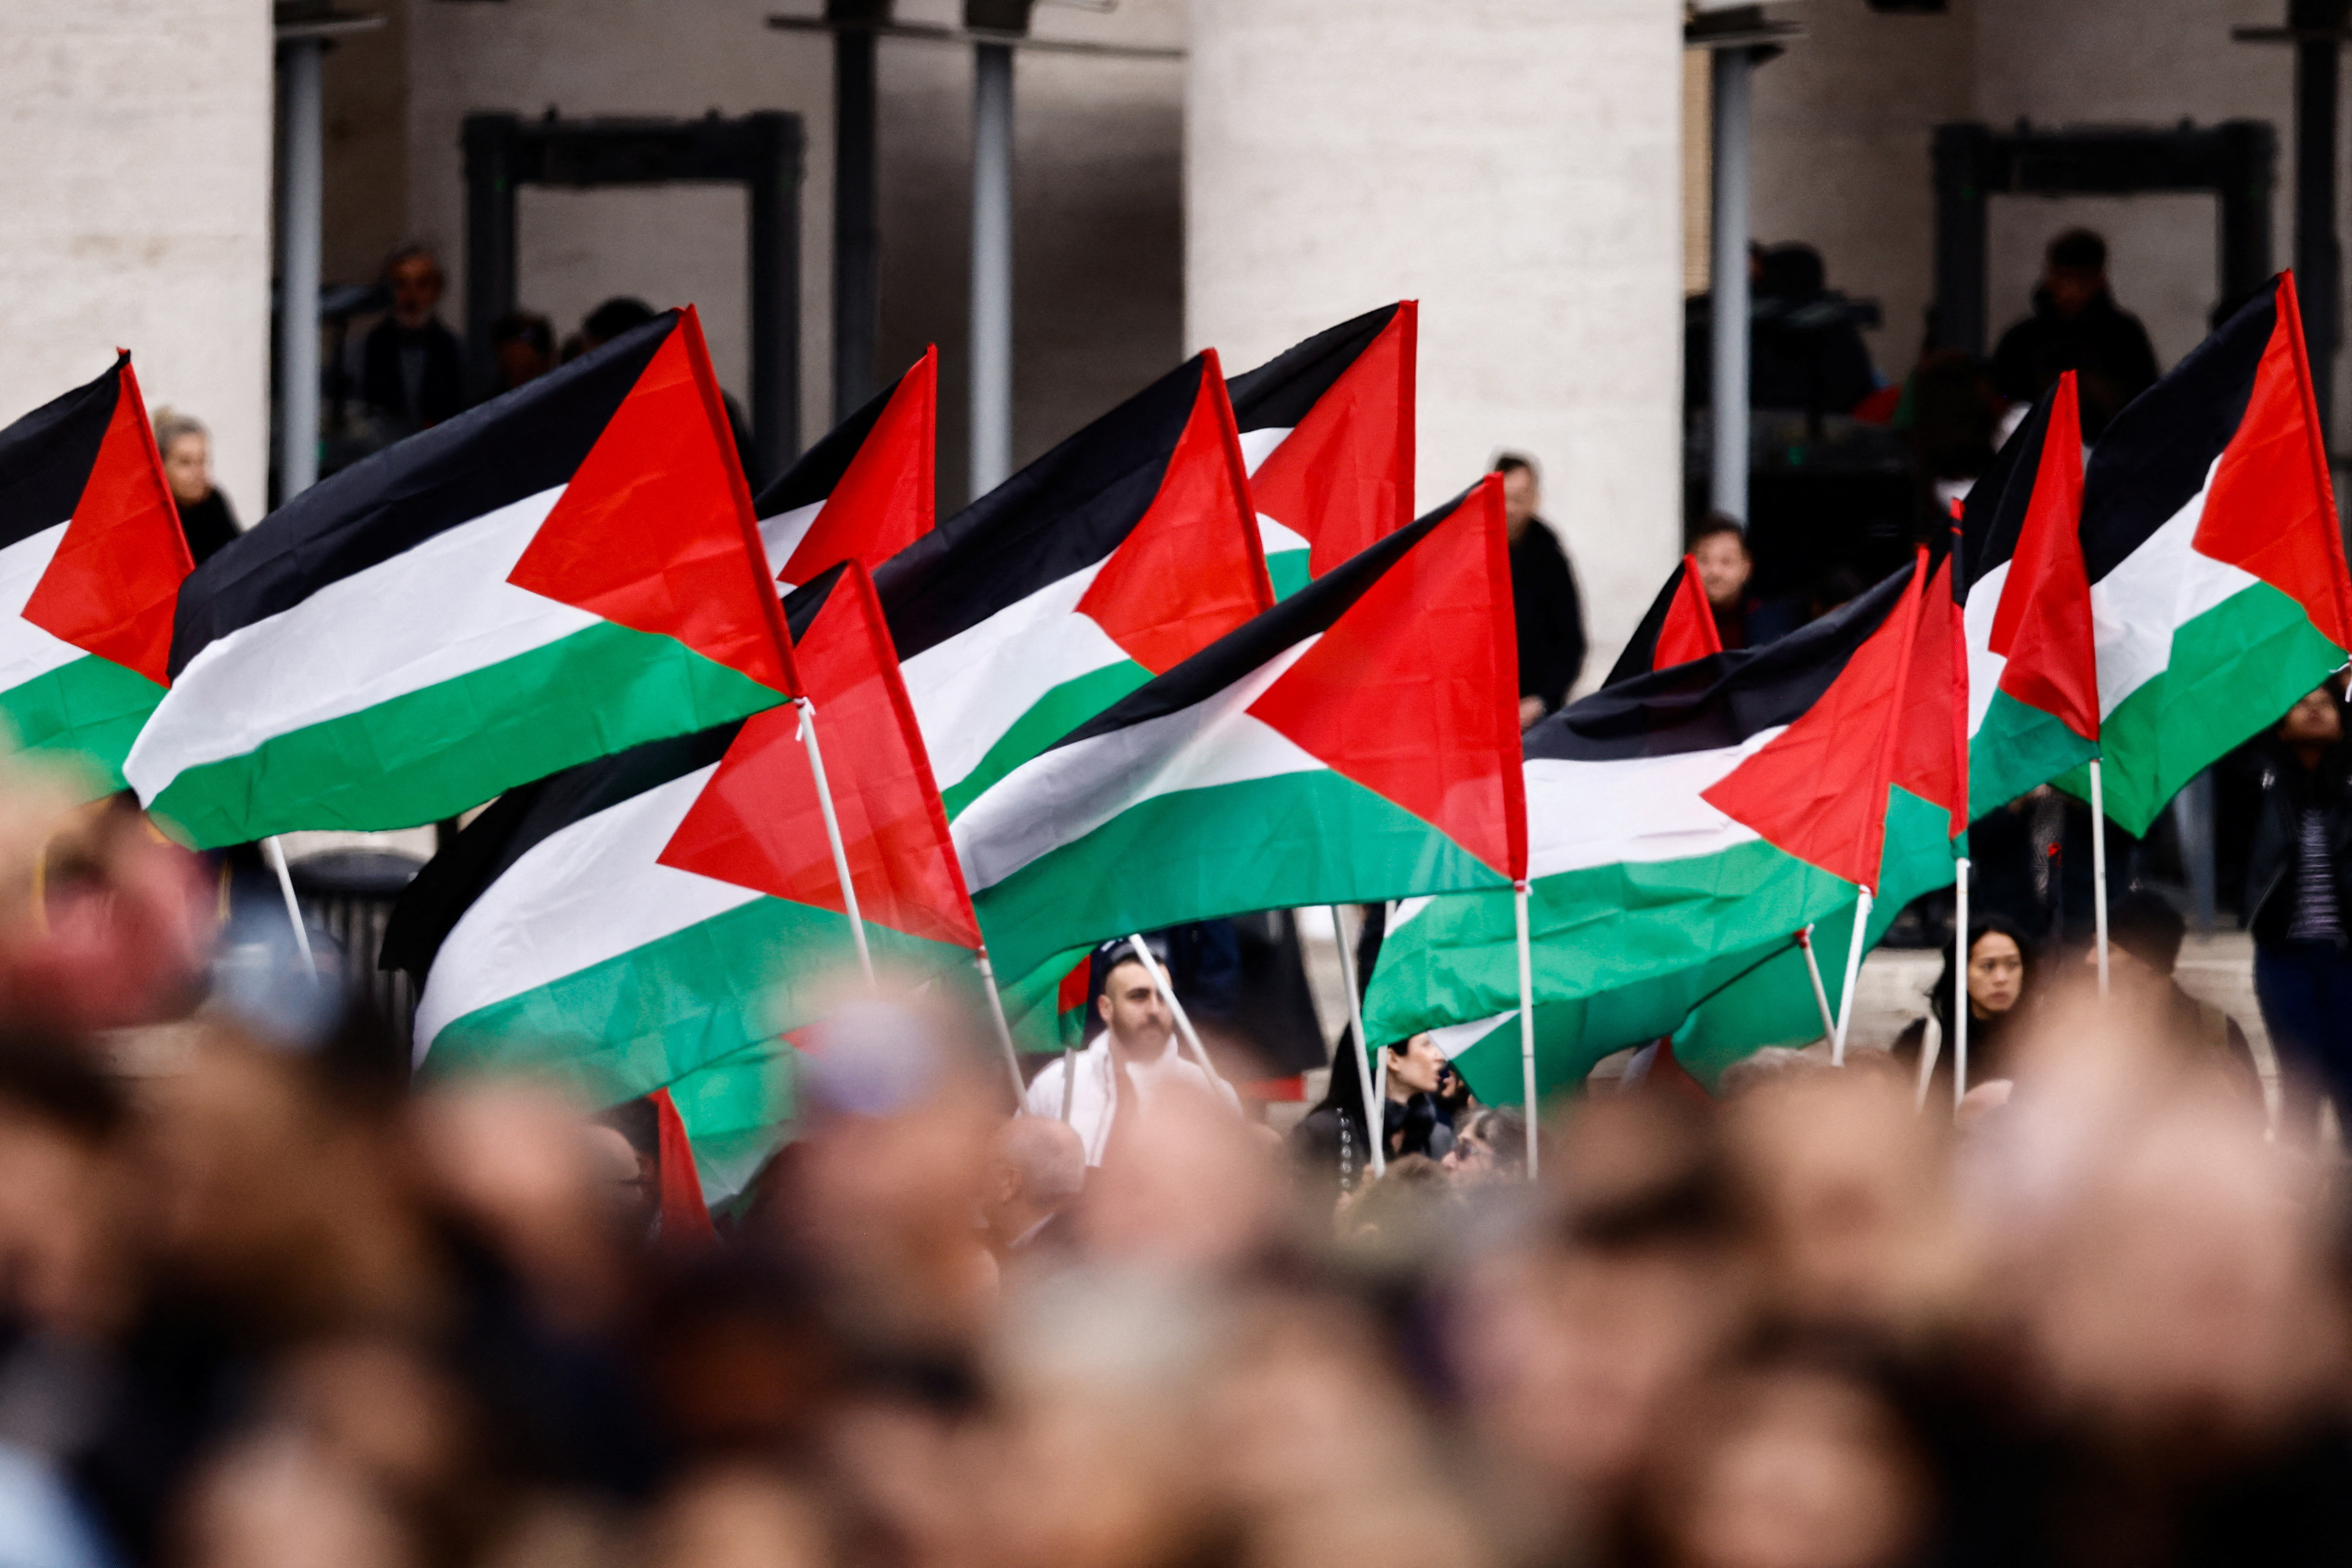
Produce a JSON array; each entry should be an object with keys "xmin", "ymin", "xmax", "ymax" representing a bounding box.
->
[
  {"xmin": 969, "ymin": 40, "xmax": 1016, "ymax": 498},
  {"xmin": 834, "ymin": 23, "xmax": 881, "ymax": 420},
  {"xmin": 2297, "ymin": 31, "xmax": 2341, "ymax": 434},
  {"xmin": 277, "ymin": 37, "xmax": 324, "ymax": 501},
  {"xmin": 796, "ymin": 700, "xmax": 876, "ymax": 986},
  {"xmin": 1329, "ymin": 906, "xmax": 1384, "ymax": 1179},
  {"xmin": 1708, "ymin": 46, "xmax": 1753, "ymax": 524}
]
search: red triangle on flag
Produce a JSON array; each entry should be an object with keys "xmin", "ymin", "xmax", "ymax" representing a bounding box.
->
[
  {"xmin": 1246, "ymin": 475, "xmax": 1526, "ymax": 881},
  {"xmin": 1655, "ymin": 554, "xmax": 1724, "ymax": 669},
  {"xmin": 657, "ymin": 564, "xmax": 981, "ymax": 948},
  {"xmin": 508, "ymin": 306, "xmax": 799, "ymax": 697},
  {"xmin": 1078, "ymin": 351, "xmax": 1274, "ymax": 674},
  {"xmin": 1991, "ymin": 372, "xmax": 2097, "ymax": 742},
  {"xmin": 2190, "ymin": 273, "xmax": 2352, "ymax": 653},
  {"xmin": 778, "ymin": 347, "xmax": 936, "ymax": 586},
  {"xmin": 21, "ymin": 358, "xmax": 191, "ymax": 686},
  {"xmin": 1250, "ymin": 302, "xmax": 1416, "ymax": 577},
  {"xmin": 649, "ymin": 1087, "xmax": 718, "ymax": 1246},
  {"xmin": 1892, "ymin": 552, "xmax": 1966, "ymax": 839},
  {"xmin": 1704, "ymin": 555, "xmax": 1928, "ymax": 889}
]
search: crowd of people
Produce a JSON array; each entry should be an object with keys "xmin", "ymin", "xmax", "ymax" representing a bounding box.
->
[{"xmin": 0, "ymin": 753, "xmax": 2340, "ymax": 1568}]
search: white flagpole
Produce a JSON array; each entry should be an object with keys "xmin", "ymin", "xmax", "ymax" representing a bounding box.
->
[
  {"xmin": 1059, "ymin": 1042, "xmax": 1079, "ymax": 1122},
  {"xmin": 1125, "ymin": 934, "xmax": 1236, "ymax": 1102},
  {"xmin": 1952, "ymin": 856, "xmax": 1971, "ymax": 1114},
  {"xmin": 795, "ymin": 699, "xmax": 874, "ymax": 988},
  {"xmin": 971, "ymin": 948, "xmax": 1028, "ymax": 1109},
  {"xmin": 2088, "ymin": 758, "xmax": 2110, "ymax": 995},
  {"xmin": 1514, "ymin": 880, "xmax": 1538, "ymax": 1182},
  {"xmin": 1329, "ymin": 905, "xmax": 1384, "ymax": 1178},
  {"xmin": 263, "ymin": 837, "xmax": 317, "ymax": 979},
  {"xmin": 1797, "ymin": 924, "xmax": 1837, "ymax": 1043},
  {"xmin": 1831, "ymin": 887, "xmax": 1874, "ymax": 1065}
]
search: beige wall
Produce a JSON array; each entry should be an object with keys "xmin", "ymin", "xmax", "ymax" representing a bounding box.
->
[
  {"xmin": 1187, "ymin": 0, "xmax": 1687, "ymax": 687},
  {"xmin": 0, "ymin": 0, "xmax": 272, "ymax": 519}
]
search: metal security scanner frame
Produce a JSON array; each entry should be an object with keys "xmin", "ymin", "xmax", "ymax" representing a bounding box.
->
[{"xmin": 461, "ymin": 111, "xmax": 806, "ymax": 484}]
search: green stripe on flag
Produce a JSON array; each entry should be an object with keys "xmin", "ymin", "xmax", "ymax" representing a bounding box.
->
[
  {"xmin": 2063, "ymin": 582, "xmax": 2344, "ymax": 834},
  {"xmin": 147, "ymin": 619, "xmax": 788, "ymax": 846},
  {"xmin": 974, "ymin": 769, "xmax": 1506, "ymax": 978},
  {"xmin": 1968, "ymin": 687, "xmax": 2097, "ymax": 822},
  {"xmin": 938, "ymin": 659, "xmax": 1153, "ymax": 820},
  {"xmin": 665, "ymin": 1036, "xmax": 796, "ymax": 1207},
  {"xmin": 0, "ymin": 653, "xmax": 165, "ymax": 794},
  {"xmin": 1266, "ymin": 549, "xmax": 1313, "ymax": 602}
]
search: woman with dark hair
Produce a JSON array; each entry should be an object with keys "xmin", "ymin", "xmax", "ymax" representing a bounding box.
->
[
  {"xmin": 1293, "ymin": 1033, "xmax": 1459, "ymax": 1196},
  {"xmin": 1293, "ymin": 1034, "xmax": 1375, "ymax": 1197},
  {"xmin": 1888, "ymin": 914, "xmax": 2037, "ymax": 1106}
]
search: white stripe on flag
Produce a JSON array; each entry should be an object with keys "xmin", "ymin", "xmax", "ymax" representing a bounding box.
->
[
  {"xmin": 951, "ymin": 640, "xmax": 1321, "ymax": 894},
  {"xmin": 2088, "ymin": 458, "xmax": 2258, "ymax": 719},
  {"xmin": 896, "ymin": 561, "xmax": 1129, "ymax": 792},
  {"xmin": 1521, "ymin": 727, "xmax": 1782, "ymax": 882},
  {"xmin": 1237, "ymin": 426, "xmax": 1292, "ymax": 476},
  {"xmin": 126, "ymin": 487, "xmax": 597, "ymax": 799},
  {"xmin": 1429, "ymin": 1009, "xmax": 1516, "ymax": 1058},
  {"xmin": 1963, "ymin": 557, "xmax": 2008, "ymax": 737},
  {"xmin": 1258, "ymin": 513, "xmax": 1310, "ymax": 558},
  {"xmin": 0, "ymin": 523, "xmax": 88, "ymax": 692},
  {"xmin": 758, "ymin": 498, "xmax": 823, "ymax": 591},
  {"xmin": 412, "ymin": 762, "xmax": 761, "ymax": 1060}
]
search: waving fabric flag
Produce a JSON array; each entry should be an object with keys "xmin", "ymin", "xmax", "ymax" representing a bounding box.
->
[
  {"xmin": 2072, "ymin": 273, "xmax": 2352, "ymax": 833},
  {"xmin": 753, "ymin": 347, "xmax": 935, "ymax": 592},
  {"xmin": 1366, "ymin": 559, "xmax": 1954, "ymax": 1101},
  {"xmin": 1226, "ymin": 303, "xmax": 1416, "ymax": 598},
  {"xmin": 385, "ymin": 561, "xmax": 979, "ymax": 1104},
  {"xmin": 1959, "ymin": 372, "xmax": 2097, "ymax": 821},
  {"xmin": 127, "ymin": 308, "xmax": 797, "ymax": 847},
  {"xmin": 955, "ymin": 478, "xmax": 1522, "ymax": 980},
  {"xmin": 1605, "ymin": 554, "xmax": 1724, "ymax": 686},
  {"xmin": 0, "ymin": 355, "xmax": 192, "ymax": 792},
  {"xmin": 877, "ymin": 351, "xmax": 1271, "ymax": 820}
]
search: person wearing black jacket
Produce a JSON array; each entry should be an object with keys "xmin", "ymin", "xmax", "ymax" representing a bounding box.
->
[
  {"xmin": 1494, "ymin": 453, "xmax": 1586, "ymax": 726},
  {"xmin": 2244, "ymin": 683, "xmax": 2352, "ymax": 1138},
  {"xmin": 1991, "ymin": 229, "xmax": 2161, "ymax": 441}
]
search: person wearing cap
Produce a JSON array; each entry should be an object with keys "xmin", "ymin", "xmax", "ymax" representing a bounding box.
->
[{"xmin": 1024, "ymin": 942, "xmax": 1239, "ymax": 1165}]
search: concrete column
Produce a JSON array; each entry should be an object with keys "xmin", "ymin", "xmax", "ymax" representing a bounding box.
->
[
  {"xmin": 969, "ymin": 40, "xmax": 1017, "ymax": 499},
  {"xmin": 0, "ymin": 0, "xmax": 272, "ymax": 515},
  {"xmin": 278, "ymin": 37, "xmax": 325, "ymax": 501},
  {"xmin": 1187, "ymin": 0, "xmax": 1685, "ymax": 686},
  {"xmin": 1709, "ymin": 47, "xmax": 1752, "ymax": 525}
]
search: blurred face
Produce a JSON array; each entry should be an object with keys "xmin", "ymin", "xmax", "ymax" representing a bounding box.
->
[
  {"xmin": 2044, "ymin": 264, "xmax": 2102, "ymax": 318},
  {"xmin": 388, "ymin": 253, "xmax": 444, "ymax": 328},
  {"xmin": 163, "ymin": 431, "xmax": 212, "ymax": 505},
  {"xmin": 1693, "ymin": 531, "xmax": 1752, "ymax": 609},
  {"xmin": 1500, "ymin": 468, "xmax": 1539, "ymax": 539},
  {"xmin": 493, "ymin": 337, "xmax": 551, "ymax": 392},
  {"xmin": 587, "ymin": 1125, "xmax": 657, "ymax": 1240},
  {"xmin": 1098, "ymin": 960, "xmax": 1173, "ymax": 1060},
  {"xmin": 1384, "ymin": 1034, "xmax": 1444, "ymax": 1097},
  {"xmin": 1965, "ymin": 931, "xmax": 2024, "ymax": 1019},
  {"xmin": 2278, "ymin": 686, "xmax": 2342, "ymax": 747}
]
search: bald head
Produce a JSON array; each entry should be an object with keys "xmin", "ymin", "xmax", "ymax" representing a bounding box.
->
[{"xmin": 997, "ymin": 1115, "xmax": 1085, "ymax": 1208}]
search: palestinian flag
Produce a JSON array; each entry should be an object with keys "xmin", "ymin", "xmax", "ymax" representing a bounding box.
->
[
  {"xmin": 126, "ymin": 308, "xmax": 797, "ymax": 847},
  {"xmin": 1000, "ymin": 947, "xmax": 1095, "ymax": 1055},
  {"xmin": 753, "ymin": 346, "xmax": 935, "ymax": 592},
  {"xmin": 1366, "ymin": 556, "xmax": 1956, "ymax": 1102},
  {"xmin": 1958, "ymin": 372, "xmax": 2097, "ymax": 821},
  {"xmin": 1604, "ymin": 554, "xmax": 1724, "ymax": 686},
  {"xmin": 877, "ymin": 351, "xmax": 1270, "ymax": 820},
  {"xmin": 954, "ymin": 478, "xmax": 1522, "ymax": 980},
  {"xmin": 1227, "ymin": 303, "xmax": 1415, "ymax": 599},
  {"xmin": 0, "ymin": 354, "xmax": 192, "ymax": 792},
  {"xmin": 384, "ymin": 561, "xmax": 980, "ymax": 1104},
  {"xmin": 2072, "ymin": 272, "xmax": 2352, "ymax": 833}
]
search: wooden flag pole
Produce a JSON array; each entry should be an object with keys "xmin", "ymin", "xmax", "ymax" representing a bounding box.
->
[
  {"xmin": 1329, "ymin": 905, "xmax": 1385, "ymax": 1179},
  {"xmin": 263, "ymin": 837, "xmax": 318, "ymax": 979},
  {"xmin": 1831, "ymin": 886, "xmax": 1874, "ymax": 1065},
  {"xmin": 1797, "ymin": 924, "xmax": 1837, "ymax": 1043},
  {"xmin": 1125, "ymin": 935, "xmax": 1236, "ymax": 1102},
  {"xmin": 2089, "ymin": 759, "xmax": 2111, "ymax": 996},
  {"xmin": 971, "ymin": 948, "xmax": 1028, "ymax": 1109},
  {"xmin": 1953, "ymin": 856, "xmax": 1971, "ymax": 1114},
  {"xmin": 795, "ymin": 699, "xmax": 874, "ymax": 988},
  {"xmin": 1515, "ymin": 880, "xmax": 1539, "ymax": 1182}
]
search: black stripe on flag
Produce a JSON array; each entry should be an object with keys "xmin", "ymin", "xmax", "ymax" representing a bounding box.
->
[
  {"xmin": 379, "ymin": 716, "xmax": 746, "ymax": 982},
  {"xmin": 0, "ymin": 355, "xmax": 124, "ymax": 554},
  {"xmin": 1958, "ymin": 381, "xmax": 2058, "ymax": 601},
  {"xmin": 1526, "ymin": 560, "xmax": 1917, "ymax": 765},
  {"xmin": 873, "ymin": 355, "xmax": 1207, "ymax": 661},
  {"xmin": 784, "ymin": 561, "xmax": 849, "ymax": 640},
  {"xmin": 1225, "ymin": 304, "xmax": 1403, "ymax": 434},
  {"xmin": 1047, "ymin": 484, "xmax": 1466, "ymax": 751},
  {"xmin": 170, "ymin": 312, "xmax": 677, "ymax": 677},
  {"xmin": 2078, "ymin": 278, "xmax": 2274, "ymax": 584},
  {"xmin": 753, "ymin": 361, "xmax": 913, "ymax": 520},
  {"xmin": 1603, "ymin": 561, "xmax": 1698, "ymax": 689}
]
